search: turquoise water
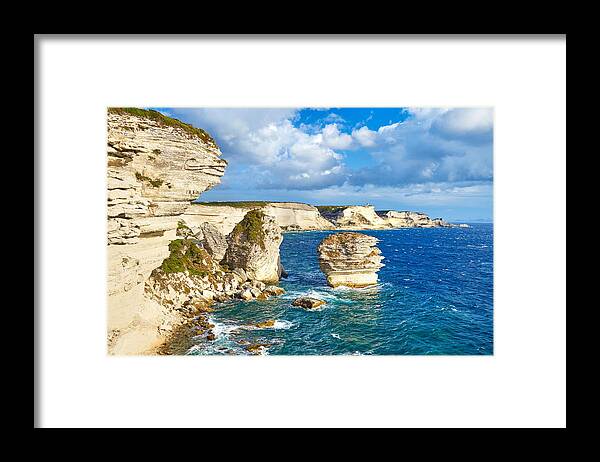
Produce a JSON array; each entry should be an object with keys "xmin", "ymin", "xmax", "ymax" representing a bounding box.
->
[{"xmin": 187, "ymin": 223, "xmax": 493, "ymax": 355}]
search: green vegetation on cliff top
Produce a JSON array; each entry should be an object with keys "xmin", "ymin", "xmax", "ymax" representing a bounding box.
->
[
  {"xmin": 108, "ymin": 107, "xmax": 217, "ymax": 146},
  {"xmin": 230, "ymin": 209, "xmax": 267, "ymax": 249},
  {"xmin": 161, "ymin": 239, "xmax": 214, "ymax": 276},
  {"xmin": 316, "ymin": 205, "xmax": 351, "ymax": 213},
  {"xmin": 193, "ymin": 201, "xmax": 271, "ymax": 208}
]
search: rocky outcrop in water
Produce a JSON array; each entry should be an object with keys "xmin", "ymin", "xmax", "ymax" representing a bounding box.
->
[
  {"xmin": 106, "ymin": 108, "xmax": 227, "ymax": 355},
  {"xmin": 292, "ymin": 297, "xmax": 326, "ymax": 310},
  {"xmin": 317, "ymin": 232, "xmax": 384, "ymax": 288},
  {"xmin": 143, "ymin": 238, "xmax": 287, "ymax": 353},
  {"xmin": 222, "ymin": 210, "xmax": 284, "ymax": 282},
  {"xmin": 146, "ymin": 239, "xmax": 285, "ymax": 307}
]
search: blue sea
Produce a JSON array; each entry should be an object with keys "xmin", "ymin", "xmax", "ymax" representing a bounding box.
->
[{"xmin": 187, "ymin": 223, "xmax": 493, "ymax": 355}]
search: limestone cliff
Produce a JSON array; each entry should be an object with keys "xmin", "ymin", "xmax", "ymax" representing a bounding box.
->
[
  {"xmin": 318, "ymin": 205, "xmax": 392, "ymax": 229},
  {"xmin": 319, "ymin": 206, "xmax": 459, "ymax": 229},
  {"xmin": 182, "ymin": 201, "xmax": 335, "ymax": 235},
  {"xmin": 222, "ymin": 210, "xmax": 284, "ymax": 283},
  {"xmin": 195, "ymin": 222, "xmax": 228, "ymax": 263},
  {"xmin": 182, "ymin": 202, "xmax": 461, "ymax": 234},
  {"xmin": 106, "ymin": 108, "xmax": 227, "ymax": 355},
  {"xmin": 381, "ymin": 210, "xmax": 452, "ymax": 228},
  {"xmin": 317, "ymin": 232, "xmax": 384, "ymax": 288}
]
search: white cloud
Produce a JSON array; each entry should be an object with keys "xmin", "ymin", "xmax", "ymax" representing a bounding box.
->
[
  {"xmin": 170, "ymin": 107, "xmax": 492, "ymax": 194},
  {"xmin": 322, "ymin": 112, "xmax": 346, "ymax": 124},
  {"xmin": 347, "ymin": 109, "xmax": 493, "ymax": 187},
  {"xmin": 352, "ymin": 125, "xmax": 378, "ymax": 147},
  {"xmin": 320, "ymin": 124, "xmax": 353, "ymax": 150},
  {"xmin": 431, "ymin": 108, "xmax": 493, "ymax": 141},
  {"xmin": 173, "ymin": 109, "xmax": 347, "ymax": 190}
]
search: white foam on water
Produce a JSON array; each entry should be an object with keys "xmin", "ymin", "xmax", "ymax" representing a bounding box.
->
[
  {"xmin": 209, "ymin": 318, "xmax": 242, "ymax": 337},
  {"xmin": 273, "ymin": 320, "xmax": 293, "ymax": 329},
  {"xmin": 244, "ymin": 320, "xmax": 294, "ymax": 330},
  {"xmin": 332, "ymin": 284, "xmax": 382, "ymax": 294},
  {"xmin": 284, "ymin": 289, "xmax": 345, "ymax": 304}
]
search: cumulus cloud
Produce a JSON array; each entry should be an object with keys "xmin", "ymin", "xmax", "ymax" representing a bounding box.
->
[
  {"xmin": 320, "ymin": 124, "xmax": 354, "ymax": 150},
  {"xmin": 346, "ymin": 108, "xmax": 493, "ymax": 187},
  {"xmin": 431, "ymin": 108, "xmax": 493, "ymax": 143},
  {"xmin": 352, "ymin": 125, "xmax": 378, "ymax": 147},
  {"xmin": 169, "ymin": 107, "xmax": 492, "ymax": 195},
  {"xmin": 172, "ymin": 108, "xmax": 347, "ymax": 190}
]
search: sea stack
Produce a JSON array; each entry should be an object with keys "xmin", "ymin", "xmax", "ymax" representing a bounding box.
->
[
  {"xmin": 317, "ymin": 232, "xmax": 384, "ymax": 288},
  {"xmin": 222, "ymin": 209, "xmax": 284, "ymax": 282}
]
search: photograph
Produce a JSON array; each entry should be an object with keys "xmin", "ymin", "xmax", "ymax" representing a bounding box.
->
[
  {"xmin": 36, "ymin": 34, "xmax": 566, "ymax": 429},
  {"xmin": 107, "ymin": 107, "xmax": 493, "ymax": 356}
]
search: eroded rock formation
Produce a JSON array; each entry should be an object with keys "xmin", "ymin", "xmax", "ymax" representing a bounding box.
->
[
  {"xmin": 318, "ymin": 232, "xmax": 384, "ymax": 288},
  {"xmin": 222, "ymin": 210, "xmax": 284, "ymax": 282},
  {"xmin": 319, "ymin": 206, "xmax": 460, "ymax": 229},
  {"xmin": 319, "ymin": 205, "xmax": 391, "ymax": 229},
  {"xmin": 182, "ymin": 201, "xmax": 335, "ymax": 235},
  {"xmin": 196, "ymin": 222, "xmax": 228, "ymax": 263},
  {"xmin": 146, "ymin": 239, "xmax": 286, "ymax": 308},
  {"xmin": 183, "ymin": 201, "xmax": 462, "ymax": 234},
  {"xmin": 106, "ymin": 108, "xmax": 227, "ymax": 355},
  {"xmin": 381, "ymin": 210, "xmax": 452, "ymax": 228}
]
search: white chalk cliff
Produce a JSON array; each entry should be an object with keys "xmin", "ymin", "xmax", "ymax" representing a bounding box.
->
[
  {"xmin": 182, "ymin": 201, "xmax": 335, "ymax": 236},
  {"xmin": 318, "ymin": 205, "xmax": 460, "ymax": 229},
  {"xmin": 183, "ymin": 202, "xmax": 462, "ymax": 236},
  {"xmin": 106, "ymin": 109, "xmax": 227, "ymax": 355}
]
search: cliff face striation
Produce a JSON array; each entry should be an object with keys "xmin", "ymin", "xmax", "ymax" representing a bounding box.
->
[
  {"xmin": 183, "ymin": 202, "xmax": 461, "ymax": 235},
  {"xmin": 182, "ymin": 201, "xmax": 335, "ymax": 235},
  {"xmin": 318, "ymin": 205, "xmax": 391, "ymax": 229},
  {"xmin": 222, "ymin": 210, "xmax": 284, "ymax": 283},
  {"xmin": 381, "ymin": 210, "xmax": 453, "ymax": 228},
  {"xmin": 317, "ymin": 232, "xmax": 384, "ymax": 288},
  {"xmin": 318, "ymin": 205, "xmax": 459, "ymax": 229},
  {"xmin": 106, "ymin": 108, "xmax": 227, "ymax": 355}
]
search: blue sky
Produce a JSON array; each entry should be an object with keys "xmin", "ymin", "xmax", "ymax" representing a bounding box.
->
[{"xmin": 151, "ymin": 107, "xmax": 493, "ymax": 222}]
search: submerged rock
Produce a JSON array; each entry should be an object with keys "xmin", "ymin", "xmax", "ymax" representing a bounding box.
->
[
  {"xmin": 254, "ymin": 319, "xmax": 276, "ymax": 328},
  {"xmin": 246, "ymin": 343, "xmax": 269, "ymax": 354},
  {"xmin": 222, "ymin": 209, "xmax": 284, "ymax": 283},
  {"xmin": 292, "ymin": 297, "xmax": 326, "ymax": 310},
  {"xmin": 317, "ymin": 232, "xmax": 384, "ymax": 288}
]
